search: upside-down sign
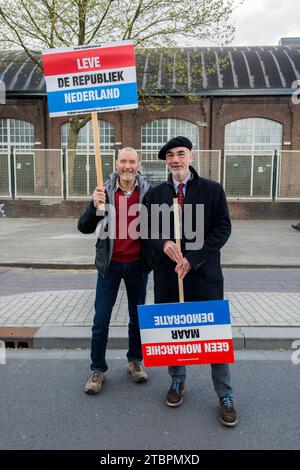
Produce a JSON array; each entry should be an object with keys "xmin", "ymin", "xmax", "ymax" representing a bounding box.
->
[
  {"xmin": 138, "ymin": 300, "xmax": 234, "ymax": 367},
  {"xmin": 42, "ymin": 40, "xmax": 138, "ymax": 117}
]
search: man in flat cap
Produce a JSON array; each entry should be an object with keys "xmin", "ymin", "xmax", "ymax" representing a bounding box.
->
[{"xmin": 146, "ymin": 136, "xmax": 237, "ymax": 427}]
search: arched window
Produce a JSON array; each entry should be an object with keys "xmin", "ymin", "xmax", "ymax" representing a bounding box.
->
[
  {"xmin": 141, "ymin": 118, "xmax": 199, "ymax": 184},
  {"xmin": 224, "ymin": 118, "xmax": 283, "ymax": 198},
  {"xmin": 141, "ymin": 118, "xmax": 199, "ymax": 151},
  {"xmin": 225, "ymin": 118, "xmax": 282, "ymax": 152},
  {"xmin": 0, "ymin": 118, "xmax": 34, "ymax": 150},
  {"xmin": 61, "ymin": 120, "xmax": 115, "ymax": 197},
  {"xmin": 61, "ymin": 119, "xmax": 115, "ymax": 150}
]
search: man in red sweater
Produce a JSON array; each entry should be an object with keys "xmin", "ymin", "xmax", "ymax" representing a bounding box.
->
[{"xmin": 78, "ymin": 147, "xmax": 151, "ymax": 394}]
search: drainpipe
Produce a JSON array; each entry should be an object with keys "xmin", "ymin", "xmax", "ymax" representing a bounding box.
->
[
  {"xmin": 43, "ymin": 96, "xmax": 49, "ymax": 193},
  {"xmin": 209, "ymin": 96, "xmax": 213, "ymax": 151},
  {"xmin": 208, "ymin": 96, "xmax": 213, "ymax": 178},
  {"xmin": 272, "ymin": 149, "xmax": 278, "ymax": 202}
]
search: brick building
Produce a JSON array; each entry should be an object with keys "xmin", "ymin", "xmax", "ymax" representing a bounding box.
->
[{"xmin": 0, "ymin": 40, "xmax": 300, "ymax": 218}]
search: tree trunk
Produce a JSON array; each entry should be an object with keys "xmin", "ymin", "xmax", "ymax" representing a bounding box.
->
[{"xmin": 67, "ymin": 118, "xmax": 81, "ymax": 196}]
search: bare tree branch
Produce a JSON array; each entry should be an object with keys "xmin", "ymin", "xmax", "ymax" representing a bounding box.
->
[
  {"xmin": 86, "ymin": 1, "xmax": 115, "ymax": 44},
  {"xmin": 0, "ymin": 0, "xmax": 241, "ymax": 149}
]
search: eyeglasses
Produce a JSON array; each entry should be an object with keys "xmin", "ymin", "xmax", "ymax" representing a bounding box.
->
[{"xmin": 165, "ymin": 151, "xmax": 191, "ymax": 159}]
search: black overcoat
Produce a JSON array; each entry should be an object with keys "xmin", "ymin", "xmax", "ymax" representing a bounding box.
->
[{"xmin": 145, "ymin": 166, "xmax": 231, "ymax": 303}]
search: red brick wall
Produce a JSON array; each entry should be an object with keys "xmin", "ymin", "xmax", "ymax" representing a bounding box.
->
[
  {"xmin": 1, "ymin": 94, "xmax": 300, "ymax": 218},
  {"xmin": 2, "ymin": 199, "xmax": 299, "ymax": 220},
  {"xmin": 3, "ymin": 94, "xmax": 298, "ymax": 152}
]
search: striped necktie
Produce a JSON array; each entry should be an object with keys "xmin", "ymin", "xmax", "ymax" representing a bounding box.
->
[{"xmin": 177, "ymin": 183, "xmax": 184, "ymax": 208}]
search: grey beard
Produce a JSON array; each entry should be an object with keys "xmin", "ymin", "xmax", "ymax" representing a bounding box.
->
[
  {"xmin": 118, "ymin": 172, "xmax": 136, "ymax": 183},
  {"xmin": 169, "ymin": 167, "xmax": 187, "ymax": 180}
]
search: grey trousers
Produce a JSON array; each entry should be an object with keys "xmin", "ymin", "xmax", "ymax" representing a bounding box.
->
[{"xmin": 168, "ymin": 364, "xmax": 233, "ymax": 398}]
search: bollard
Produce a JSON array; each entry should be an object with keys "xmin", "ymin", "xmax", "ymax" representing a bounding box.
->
[{"xmin": 0, "ymin": 340, "xmax": 6, "ymax": 365}]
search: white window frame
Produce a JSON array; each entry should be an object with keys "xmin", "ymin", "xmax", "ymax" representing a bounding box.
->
[
  {"xmin": 61, "ymin": 120, "xmax": 115, "ymax": 151},
  {"xmin": 0, "ymin": 118, "xmax": 35, "ymax": 153},
  {"xmin": 141, "ymin": 118, "xmax": 199, "ymax": 151}
]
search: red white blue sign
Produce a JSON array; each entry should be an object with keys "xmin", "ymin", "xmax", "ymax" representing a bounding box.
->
[
  {"xmin": 138, "ymin": 300, "xmax": 234, "ymax": 367},
  {"xmin": 42, "ymin": 41, "xmax": 138, "ymax": 117}
]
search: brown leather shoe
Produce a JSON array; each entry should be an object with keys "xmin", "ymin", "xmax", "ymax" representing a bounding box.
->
[
  {"xmin": 166, "ymin": 381, "xmax": 186, "ymax": 407},
  {"xmin": 84, "ymin": 371, "xmax": 105, "ymax": 394},
  {"xmin": 219, "ymin": 395, "xmax": 238, "ymax": 427}
]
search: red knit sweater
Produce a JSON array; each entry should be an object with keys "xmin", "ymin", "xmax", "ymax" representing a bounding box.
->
[{"xmin": 111, "ymin": 187, "xmax": 141, "ymax": 262}]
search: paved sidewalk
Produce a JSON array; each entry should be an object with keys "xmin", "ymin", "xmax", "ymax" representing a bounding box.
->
[
  {"xmin": 0, "ymin": 218, "xmax": 300, "ymax": 267},
  {"xmin": 0, "ymin": 288, "xmax": 299, "ymax": 351},
  {"xmin": 1, "ymin": 289, "xmax": 300, "ymax": 328},
  {"xmin": 0, "ymin": 218, "xmax": 299, "ymax": 351}
]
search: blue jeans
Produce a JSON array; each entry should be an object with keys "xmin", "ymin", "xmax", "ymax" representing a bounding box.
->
[
  {"xmin": 91, "ymin": 260, "xmax": 148, "ymax": 372},
  {"xmin": 168, "ymin": 364, "xmax": 233, "ymax": 398}
]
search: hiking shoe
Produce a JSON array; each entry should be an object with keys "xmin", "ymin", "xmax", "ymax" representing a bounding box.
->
[
  {"xmin": 291, "ymin": 223, "xmax": 300, "ymax": 231},
  {"xmin": 219, "ymin": 395, "xmax": 238, "ymax": 427},
  {"xmin": 166, "ymin": 381, "xmax": 186, "ymax": 407},
  {"xmin": 127, "ymin": 361, "xmax": 148, "ymax": 383},
  {"xmin": 84, "ymin": 371, "xmax": 105, "ymax": 394}
]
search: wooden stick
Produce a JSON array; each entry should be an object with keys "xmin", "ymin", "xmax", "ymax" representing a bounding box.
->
[
  {"xmin": 173, "ymin": 198, "xmax": 184, "ymax": 303},
  {"xmin": 91, "ymin": 112, "xmax": 105, "ymax": 210}
]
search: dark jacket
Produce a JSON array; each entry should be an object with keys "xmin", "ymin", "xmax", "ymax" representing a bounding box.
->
[
  {"xmin": 145, "ymin": 166, "xmax": 231, "ymax": 302},
  {"xmin": 78, "ymin": 172, "xmax": 151, "ymax": 277}
]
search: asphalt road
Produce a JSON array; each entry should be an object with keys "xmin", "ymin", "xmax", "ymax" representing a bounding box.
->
[
  {"xmin": 0, "ymin": 267, "xmax": 299, "ymax": 296},
  {"xmin": 0, "ymin": 350, "xmax": 299, "ymax": 450}
]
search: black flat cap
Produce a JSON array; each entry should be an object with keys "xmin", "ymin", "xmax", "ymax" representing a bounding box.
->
[{"xmin": 158, "ymin": 136, "xmax": 193, "ymax": 160}]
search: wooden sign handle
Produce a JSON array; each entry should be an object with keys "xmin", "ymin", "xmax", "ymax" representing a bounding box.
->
[
  {"xmin": 173, "ymin": 198, "xmax": 184, "ymax": 303},
  {"xmin": 92, "ymin": 112, "xmax": 105, "ymax": 210}
]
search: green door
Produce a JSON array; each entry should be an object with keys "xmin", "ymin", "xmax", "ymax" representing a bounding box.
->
[
  {"xmin": 89, "ymin": 156, "xmax": 97, "ymax": 195},
  {"xmin": 88, "ymin": 153, "xmax": 113, "ymax": 195},
  {"xmin": 253, "ymin": 155, "xmax": 272, "ymax": 198},
  {"xmin": 101, "ymin": 153, "xmax": 114, "ymax": 182},
  {"xmin": 0, "ymin": 153, "xmax": 9, "ymax": 195},
  {"xmin": 15, "ymin": 153, "xmax": 34, "ymax": 195},
  {"xmin": 225, "ymin": 154, "xmax": 252, "ymax": 197},
  {"xmin": 73, "ymin": 154, "xmax": 88, "ymax": 196}
]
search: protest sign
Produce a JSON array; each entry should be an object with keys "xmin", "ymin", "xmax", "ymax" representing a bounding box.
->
[
  {"xmin": 42, "ymin": 40, "xmax": 138, "ymax": 200},
  {"xmin": 138, "ymin": 300, "xmax": 234, "ymax": 367},
  {"xmin": 42, "ymin": 41, "xmax": 138, "ymax": 117}
]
